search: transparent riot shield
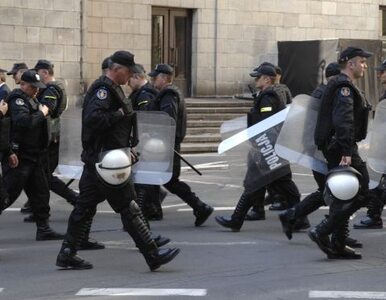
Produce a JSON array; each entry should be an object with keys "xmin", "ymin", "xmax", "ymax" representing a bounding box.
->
[
  {"xmin": 56, "ymin": 108, "xmax": 175, "ymax": 185},
  {"xmin": 368, "ymin": 100, "xmax": 386, "ymax": 174},
  {"xmin": 274, "ymin": 94, "xmax": 328, "ymax": 174},
  {"xmin": 220, "ymin": 114, "xmax": 292, "ymax": 194},
  {"xmin": 132, "ymin": 111, "xmax": 175, "ymax": 185}
]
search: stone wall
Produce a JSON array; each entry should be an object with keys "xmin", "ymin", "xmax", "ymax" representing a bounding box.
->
[{"xmin": 0, "ymin": 0, "xmax": 384, "ymax": 98}]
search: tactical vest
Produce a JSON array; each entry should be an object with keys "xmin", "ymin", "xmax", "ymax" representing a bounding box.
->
[
  {"xmin": 247, "ymin": 87, "xmax": 283, "ymax": 127},
  {"xmin": 46, "ymin": 81, "xmax": 68, "ymax": 118},
  {"xmin": 7, "ymin": 89, "xmax": 50, "ymax": 154},
  {"xmin": 83, "ymin": 76, "xmax": 138, "ymax": 153},
  {"xmin": 273, "ymin": 84, "xmax": 292, "ymax": 105},
  {"xmin": 157, "ymin": 85, "xmax": 187, "ymax": 144},
  {"xmin": 131, "ymin": 83, "xmax": 158, "ymax": 111},
  {"xmin": 314, "ymin": 74, "xmax": 371, "ymax": 150}
]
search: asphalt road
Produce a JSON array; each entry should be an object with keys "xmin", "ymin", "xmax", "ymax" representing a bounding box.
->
[{"xmin": 1, "ymin": 153, "xmax": 386, "ymax": 300}]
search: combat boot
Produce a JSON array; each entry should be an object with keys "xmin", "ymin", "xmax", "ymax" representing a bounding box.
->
[
  {"xmin": 56, "ymin": 244, "xmax": 93, "ymax": 270},
  {"xmin": 353, "ymin": 216, "xmax": 383, "ymax": 229},
  {"xmin": 268, "ymin": 194, "xmax": 288, "ymax": 211},
  {"xmin": 245, "ymin": 205, "xmax": 265, "ymax": 221},
  {"xmin": 293, "ymin": 216, "xmax": 311, "ymax": 231},
  {"xmin": 77, "ymin": 238, "xmax": 105, "ymax": 251},
  {"xmin": 330, "ymin": 220, "xmax": 362, "ymax": 259},
  {"xmin": 194, "ymin": 204, "xmax": 213, "ymax": 226},
  {"xmin": 36, "ymin": 220, "xmax": 65, "ymax": 241},
  {"xmin": 144, "ymin": 248, "xmax": 180, "ymax": 271},
  {"xmin": 345, "ymin": 236, "xmax": 362, "ymax": 248},
  {"xmin": 308, "ymin": 217, "xmax": 335, "ymax": 257},
  {"xmin": 215, "ymin": 216, "xmax": 243, "ymax": 232},
  {"xmin": 354, "ymin": 188, "xmax": 384, "ymax": 229},
  {"xmin": 278, "ymin": 208, "xmax": 296, "ymax": 240},
  {"xmin": 152, "ymin": 234, "xmax": 171, "ymax": 247}
]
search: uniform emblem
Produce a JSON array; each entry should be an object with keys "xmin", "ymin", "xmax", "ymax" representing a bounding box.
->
[
  {"xmin": 96, "ymin": 89, "xmax": 107, "ymax": 100},
  {"xmin": 15, "ymin": 98, "xmax": 24, "ymax": 105},
  {"xmin": 340, "ymin": 87, "xmax": 351, "ymax": 97}
]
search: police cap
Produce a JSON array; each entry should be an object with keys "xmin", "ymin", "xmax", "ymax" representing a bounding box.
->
[
  {"xmin": 7, "ymin": 62, "xmax": 29, "ymax": 75},
  {"xmin": 21, "ymin": 70, "xmax": 46, "ymax": 89},
  {"xmin": 101, "ymin": 56, "xmax": 111, "ymax": 70},
  {"xmin": 34, "ymin": 59, "xmax": 54, "ymax": 70},
  {"xmin": 148, "ymin": 64, "xmax": 173, "ymax": 77},
  {"xmin": 132, "ymin": 64, "xmax": 146, "ymax": 74},
  {"xmin": 325, "ymin": 62, "xmax": 340, "ymax": 78},
  {"xmin": 338, "ymin": 47, "xmax": 373, "ymax": 63},
  {"xmin": 110, "ymin": 50, "xmax": 135, "ymax": 68},
  {"xmin": 375, "ymin": 58, "xmax": 386, "ymax": 72},
  {"xmin": 250, "ymin": 63, "xmax": 276, "ymax": 78}
]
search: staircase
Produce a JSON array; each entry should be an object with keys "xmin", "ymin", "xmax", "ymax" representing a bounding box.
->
[{"xmin": 181, "ymin": 98, "xmax": 253, "ymax": 153}]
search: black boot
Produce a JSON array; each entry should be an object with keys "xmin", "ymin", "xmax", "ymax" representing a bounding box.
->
[
  {"xmin": 152, "ymin": 234, "xmax": 171, "ymax": 247},
  {"xmin": 36, "ymin": 220, "xmax": 65, "ymax": 241},
  {"xmin": 345, "ymin": 236, "xmax": 362, "ymax": 248},
  {"xmin": 121, "ymin": 203, "xmax": 179, "ymax": 271},
  {"xmin": 354, "ymin": 188, "xmax": 384, "ymax": 229},
  {"xmin": 293, "ymin": 216, "xmax": 311, "ymax": 231},
  {"xmin": 279, "ymin": 208, "xmax": 296, "ymax": 240},
  {"xmin": 308, "ymin": 217, "xmax": 335, "ymax": 257},
  {"xmin": 77, "ymin": 218, "xmax": 105, "ymax": 250},
  {"xmin": 20, "ymin": 200, "xmax": 32, "ymax": 214},
  {"xmin": 56, "ymin": 243, "xmax": 93, "ymax": 269},
  {"xmin": 216, "ymin": 192, "xmax": 253, "ymax": 232},
  {"xmin": 245, "ymin": 205, "xmax": 265, "ymax": 221},
  {"xmin": 329, "ymin": 220, "xmax": 362, "ymax": 259},
  {"xmin": 24, "ymin": 214, "xmax": 36, "ymax": 223},
  {"xmin": 194, "ymin": 204, "xmax": 214, "ymax": 226},
  {"xmin": 353, "ymin": 216, "xmax": 383, "ymax": 229}
]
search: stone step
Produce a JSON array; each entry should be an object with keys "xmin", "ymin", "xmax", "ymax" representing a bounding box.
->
[
  {"xmin": 185, "ymin": 98, "xmax": 253, "ymax": 108},
  {"xmin": 183, "ymin": 134, "xmax": 221, "ymax": 143},
  {"xmin": 187, "ymin": 107, "xmax": 251, "ymax": 114},
  {"xmin": 186, "ymin": 127, "xmax": 219, "ymax": 134},
  {"xmin": 188, "ymin": 113, "xmax": 243, "ymax": 120},
  {"xmin": 187, "ymin": 120, "xmax": 224, "ymax": 127},
  {"xmin": 180, "ymin": 142, "xmax": 219, "ymax": 153}
]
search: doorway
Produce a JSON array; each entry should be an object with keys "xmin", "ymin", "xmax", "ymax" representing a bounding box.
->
[{"xmin": 151, "ymin": 7, "xmax": 192, "ymax": 97}]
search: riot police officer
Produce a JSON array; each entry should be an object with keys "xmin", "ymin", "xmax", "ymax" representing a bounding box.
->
[
  {"xmin": 7, "ymin": 63, "xmax": 28, "ymax": 85},
  {"xmin": 353, "ymin": 59, "xmax": 386, "ymax": 229},
  {"xmin": 148, "ymin": 63, "xmax": 214, "ymax": 226},
  {"xmin": 128, "ymin": 64, "xmax": 165, "ymax": 221},
  {"xmin": 215, "ymin": 63, "xmax": 304, "ymax": 232},
  {"xmin": 2, "ymin": 70, "xmax": 64, "ymax": 240},
  {"xmin": 56, "ymin": 51, "xmax": 179, "ymax": 270},
  {"xmin": 309, "ymin": 47, "xmax": 373, "ymax": 259}
]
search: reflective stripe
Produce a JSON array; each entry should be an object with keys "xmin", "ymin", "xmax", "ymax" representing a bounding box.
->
[
  {"xmin": 138, "ymin": 100, "xmax": 149, "ymax": 107},
  {"xmin": 260, "ymin": 107, "xmax": 272, "ymax": 112},
  {"xmin": 44, "ymin": 96, "xmax": 57, "ymax": 100}
]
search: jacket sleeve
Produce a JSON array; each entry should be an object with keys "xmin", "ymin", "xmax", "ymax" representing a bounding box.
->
[
  {"xmin": 38, "ymin": 86, "xmax": 59, "ymax": 114},
  {"xmin": 83, "ymin": 89, "xmax": 123, "ymax": 130},
  {"xmin": 332, "ymin": 87, "xmax": 354, "ymax": 156},
  {"xmin": 159, "ymin": 93, "xmax": 178, "ymax": 121}
]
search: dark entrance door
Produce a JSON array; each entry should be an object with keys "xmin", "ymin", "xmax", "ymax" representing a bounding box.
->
[{"xmin": 151, "ymin": 7, "xmax": 192, "ymax": 96}]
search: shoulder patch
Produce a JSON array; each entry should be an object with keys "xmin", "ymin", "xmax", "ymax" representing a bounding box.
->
[
  {"xmin": 340, "ymin": 87, "xmax": 351, "ymax": 97},
  {"xmin": 96, "ymin": 88, "xmax": 108, "ymax": 100},
  {"xmin": 15, "ymin": 98, "xmax": 24, "ymax": 106}
]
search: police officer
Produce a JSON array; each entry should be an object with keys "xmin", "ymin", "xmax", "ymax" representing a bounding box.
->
[
  {"xmin": 215, "ymin": 63, "xmax": 304, "ymax": 231},
  {"xmin": 1, "ymin": 70, "xmax": 64, "ymax": 240},
  {"xmin": 128, "ymin": 64, "xmax": 165, "ymax": 220},
  {"xmin": 353, "ymin": 59, "xmax": 386, "ymax": 229},
  {"xmin": 278, "ymin": 62, "xmax": 361, "ymax": 247},
  {"xmin": 0, "ymin": 68, "xmax": 11, "ymax": 100},
  {"xmin": 148, "ymin": 64, "xmax": 213, "ymax": 226},
  {"xmin": 56, "ymin": 51, "xmax": 179, "ymax": 270},
  {"xmin": 33, "ymin": 60, "xmax": 78, "ymax": 207},
  {"xmin": 309, "ymin": 47, "xmax": 373, "ymax": 259},
  {"xmin": 7, "ymin": 63, "xmax": 28, "ymax": 85}
]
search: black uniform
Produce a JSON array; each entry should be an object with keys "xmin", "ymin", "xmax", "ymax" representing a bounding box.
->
[
  {"xmin": 2, "ymin": 89, "xmax": 51, "ymax": 223},
  {"xmin": 130, "ymin": 82, "xmax": 164, "ymax": 220},
  {"xmin": 0, "ymin": 83, "xmax": 11, "ymax": 100},
  {"xmin": 310, "ymin": 72, "xmax": 371, "ymax": 258},
  {"xmin": 37, "ymin": 81, "xmax": 78, "ymax": 205},
  {"xmin": 0, "ymin": 105, "xmax": 11, "ymax": 212},
  {"xmin": 57, "ymin": 75, "xmax": 177, "ymax": 270},
  {"xmin": 152, "ymin": 84, "xmax": 213, "ymax": 226},
  {"xmin": 216, "ymin": 87, "xmax": 302, "ymax": 231}
]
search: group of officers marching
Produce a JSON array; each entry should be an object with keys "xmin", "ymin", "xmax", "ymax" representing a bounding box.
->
[{"xmin": 0, "ymin": 46, "xmax": 385, "ymax": 271}]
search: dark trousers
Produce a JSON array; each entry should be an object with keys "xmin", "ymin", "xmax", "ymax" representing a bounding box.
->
[
  {"xmin": 2, "ymin": 154, "xmax": 50, "ymax": 220},
  {"xmin": 163, "ymin": 144, "xmax": 202, "ymax": 210}
]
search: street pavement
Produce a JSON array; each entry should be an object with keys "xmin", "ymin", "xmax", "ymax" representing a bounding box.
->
[{"xmin": 1, "ymin": 153, "xmax": 386, "ymax": 300}]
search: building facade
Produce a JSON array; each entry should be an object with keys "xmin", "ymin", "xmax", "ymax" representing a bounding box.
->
[{"xmin": 1, "ymin": 0, "xmax": 386, "ymax": 103}]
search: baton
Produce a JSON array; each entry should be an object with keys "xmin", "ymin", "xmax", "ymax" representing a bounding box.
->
[
  {"xmin": 66, "ymin": 178, "xmax": 75, "ymax": 187},
  {"xmin": 174, "ymin": 150, "xmax": 202, "ymax": 176}
]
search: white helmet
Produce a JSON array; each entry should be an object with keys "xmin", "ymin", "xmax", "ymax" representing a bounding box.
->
[
  {"xmin": 95, "ymin": 149, "xmax": 132, "ymax": 187},
  {"xmin": 324, "ymin": 166, "xmax": 361, "ymax": 203},
  {"xmin": 141, "ymin": 138, "xmax": 168, "ymax": 161}
]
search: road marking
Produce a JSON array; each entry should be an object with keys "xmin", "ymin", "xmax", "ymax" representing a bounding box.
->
[
  {"xmin": 76, "ymin": 288, "xmax": 207, "ymax": 296},
  {"xmin": 179, "ymin": 207, "xmax": 234, "ymax": 212},
  {"xmin": 309, "ymin": 290, "xmax": 386, "ymax": 299},
  {"xmin": 0, "ymin": 288, "xmax": 3, "ymax": 293}
]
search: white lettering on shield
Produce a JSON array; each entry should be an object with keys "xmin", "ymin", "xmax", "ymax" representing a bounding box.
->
[{"xmin": 255, "ymin": 133, "xmax": 282, "ymax": 170}]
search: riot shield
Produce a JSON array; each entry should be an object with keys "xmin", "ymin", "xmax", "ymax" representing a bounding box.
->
[
  {"xmin": 274, "ymin": 94, "xmax": 328, "ymax": 174},
  {"xmin": 368, "ymin": 100, "xmax": 386, "ymax": 174},
  {"xmin": 220, "ymin": 114, "xmax": 292, "ymax": 194},
  {"xmin": 56, "ymin": 108, "xmax": 175, "ymax": 185}
]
